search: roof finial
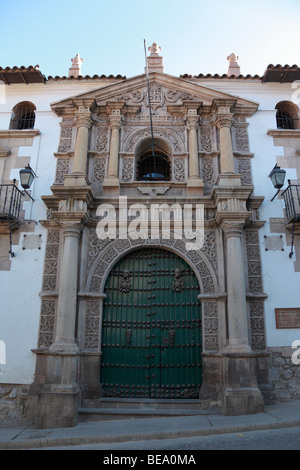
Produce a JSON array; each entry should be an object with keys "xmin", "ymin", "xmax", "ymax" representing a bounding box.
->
[
  {"xmin": 227, "ymin": 53, "xmax": 240, "ymax": 77},
  {"xmin": 68, "ymin": 54, "xmax": 83, "ymax": 78},
  {"xmin": 145, "ymin": 42, "xmax": 164, "ymax": 74}
]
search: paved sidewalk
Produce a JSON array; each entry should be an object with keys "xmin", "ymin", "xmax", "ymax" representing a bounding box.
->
[{"xmin": 0, "ymin": 400, "xmax": 300, "ymax": 449}]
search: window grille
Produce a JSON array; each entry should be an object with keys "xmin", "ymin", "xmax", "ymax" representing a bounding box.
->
[
  {"xmin": 137, "ymin": 153, "xmax": 170, "ymax": 181},
  {"xmin": 9, "ymin": 101, "xmax": 36, "ymax": 130},
  {"xmin": 276, "ymin": 101, "xmax": 299, "ymax": 130}
]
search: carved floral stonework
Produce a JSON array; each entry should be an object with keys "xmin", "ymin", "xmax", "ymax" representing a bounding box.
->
[
  {"xmin": 58, "ymin": 124, "xmax": 73, "ymax": 153},
  {"xmin": 111, "ymin": 85, "xmax": 199, "ymax": 115},
  {"xmin": 246, "ymin": 229, "xmax": 263, "ymax": 294},
  {"xmin": 38, "ymin": 300, "xmax": 56, "ymax": 349},
  {"xmin": 121, "ymin": 157, "xmax": 134, "ymax": 182},
  {"xmin": 238, "ymin": 158, "xmax": 252, "ymax": 185},
  {"xmin": 84, "ymin": 301, "xmax": 100, "ymax": 350},
  {"xmin": 200, "ymin": 123, "xmax": 213, "ymax": 153},
  {"xmin": 122, "ymin": 127, "xmax": 185, "ymax": 154},
  {"xmin": 92, "ymin": 157, "xmax": 106, "ymax": 182},
  {"xmin": 245, "ymin": 229, "xmax": 266, "ymax": 351},
  {"xmin": 96, "ymin": 124, "xmax": 109, "ymax": 152},
  {"xmin": 173, "ymin": 157, "xmax": 186, "ymax": 182},
  {"xmin": 38, "ymin": 229, "xmax": 60, "ymax": 349},
  {"xmin": 249, "ymin": 301, "xmax": 266, "ymax": 350},
  {"xmin": 202, "ymin": 157, "xmax": 216, "ymax": 187},
  {"xmin": 233, "ymin": 122, "xmax": 250, "ymax": 153},
  {"xmin": 203, "ymin": 301, "xmax": 219, "ymax": 351},
  {"xmin": 55, "ymin": 158, "xmax": 71, "ymax": 184},
  {"xmin": 42, "ymin": 230, "xmax": 60, "ymax": 292}
]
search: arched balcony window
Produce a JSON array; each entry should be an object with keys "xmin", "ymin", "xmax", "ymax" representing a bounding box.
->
[
  {"xmin": 9, "ymin": 101, "xmax": 36, "ymax": 130},
  {"xmin": 275, "ymin": 101, "xmax": 299, "ymax": 130},
  {"xmin": 135, "ymin": 137, "xmax": 171, "ymax": 182},
  {"xmin": 137, "ymin": 152, "xmax": 170, "ymax": 181}
]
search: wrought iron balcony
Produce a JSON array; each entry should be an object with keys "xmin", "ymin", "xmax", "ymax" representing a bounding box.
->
[
  {"xmin": 282, "ymin": 181, "xmax": 300, "ymax": 258},
  {"xmin": 0, "ymin": 183, "xmax": 23, "ymax": 225},
  {"xmin": 0, "ymin": 183, "xmax": 24, "ymax": 256},
  {"xmin": 283, "ymin": 182, "xmax": 300, "ymax": 225}
]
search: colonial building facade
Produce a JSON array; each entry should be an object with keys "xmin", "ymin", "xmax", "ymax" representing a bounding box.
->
[{"xmin": 0, "ymin": 46, "xmax": 299, "ymax": 428}]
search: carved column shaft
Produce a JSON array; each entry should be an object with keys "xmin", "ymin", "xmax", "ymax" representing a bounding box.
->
[
  {"xmin": 223, "ymin": 222, "xmax": 251, "ymax": 352},
  {"xmin": 107, "ymin": 117, "xmax": 121, "ymax": 178},
  {"xmin": 50, "ymin": 224, "xmax": 82, "ymax": 353},
  {"xmin": 72, "ymin": 111, "xmax": 92, "ymax": 174},
  {"xmin": 186, "ymin": 115, "xmax": 200, "ymax": 179},
  {"xmin": 216, "ymin": 113, "xmax": 235, "ymax": 174},
  {"xmin": 103, "ymin": 114, "xmax": 122, "ymax": 192}
]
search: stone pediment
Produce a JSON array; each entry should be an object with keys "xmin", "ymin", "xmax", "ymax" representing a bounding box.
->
[{"xmin": 50, "ymin": 72, "xmax": 259, "ymax": 118}]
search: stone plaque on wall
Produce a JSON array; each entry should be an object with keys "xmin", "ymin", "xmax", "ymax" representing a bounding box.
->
[{"xmin": 275, "ymin": 308, "xmax": 300, "ymax": 328}]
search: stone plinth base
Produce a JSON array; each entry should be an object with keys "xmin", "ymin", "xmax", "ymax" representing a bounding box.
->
[
  {"xmin": 103, "ymin": 176, "xmax": 120, "ymax": 195},
  {"xmin": 222, "ymin": 387, "xmax": 264, "ymax": 416},
  {"xmin": 216, "ymin": 173, "xmax": 242, "ymax": 187},
  {"xmin": 222, "ymin": 353, "xmax": 264, "ymax": 416},
  {"xmin": 34, "ymin": 387, "xmax": 80, "ymax": 429},
  {"xmin": 64, "ymin": 173, "xmax": 90, "ymax": 187},
  {"xmin": 186, "ymin": 177, "xmax": 204, "ymax": 196}
]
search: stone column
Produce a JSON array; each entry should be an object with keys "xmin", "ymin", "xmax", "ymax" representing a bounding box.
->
[
  {"xmin": 221, "ymin": 220, "xmax": 264, "ymax": 416},
  {"xmin": 222, "ymin": 221, "xmax": 251, "ymax": 353},
  {"xmin": 103, "ymin": 113, "xmax": 122, "ymax": 194},
  {"xmin": 50, "ymin": 223, "xmax": 82, "ymax": 353},
  {"xmin": 186, "ymin": 111, "xmax": 204, "ymax": 195},
  {"xmin": 215, "ymin": 108, "xmax": 235, "ymax": 175},
  {"xmin": 34, "ymin": 222, "xmax": 83, "ymax": 428},
  {"xmin": 72, "ymin": 108, "xmax": 92, "ymax": 176}
]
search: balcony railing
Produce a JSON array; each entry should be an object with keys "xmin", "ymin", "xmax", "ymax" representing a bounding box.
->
[
  {"xmin": 283, "ymin": 182, "xmax": 300, "ymax": 224},
  {"xmin": 0, "ymin": 183, "xmax": 25, "ymax": 257},
  {"xmin": 0, "ymin": 183, "xmax": 23, "ymax": 223},
  {"xmin": 282, "ymin": 182, "xmax": 300, "ymax": 258}
]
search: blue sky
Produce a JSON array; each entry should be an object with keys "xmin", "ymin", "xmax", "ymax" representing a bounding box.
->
[{"xmin": 1, "ymin": 0, "xmax": 300, "ymax": 78}]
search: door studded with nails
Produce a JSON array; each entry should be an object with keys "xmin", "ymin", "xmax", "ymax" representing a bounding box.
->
[{"xmin": 100, "ymin": 248, "xmax": 202, "ymax": 398}]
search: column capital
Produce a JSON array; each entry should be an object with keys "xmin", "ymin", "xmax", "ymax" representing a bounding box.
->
[
  {"xmin": 215, "ymin": 113, "xmax": 234, "ymax": 129},
  {"xmin": 221, "ymin": 221, "xmax": 244, "ymax": 239},
  {"xmin": 109, "ymin": 114, "xmax": 122, "ymax": 131},
  {"xmin": 186, "ymin": 115, "xmax": 199, "ymax": 132},
  {"xmin": 75, "ymin": 111, "xmax": 93, "ymax": 129},
  {"xmin": 61, "ymin": 223, "xmax": 83, "ymax": 239}
]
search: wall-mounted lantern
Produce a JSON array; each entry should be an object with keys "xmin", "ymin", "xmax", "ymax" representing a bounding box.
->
[
  {"xmin": 19, "ymin": 165, "xmax": 37, "ymax": 200},
  {"xmin": 269, "ymin": 164, "xmax": 286, "ymax": 201}
]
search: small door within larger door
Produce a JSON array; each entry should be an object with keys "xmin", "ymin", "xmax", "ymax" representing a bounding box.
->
[{"xmin": 100, "ymin": 248, "xmax": 202, "ymax": 398}]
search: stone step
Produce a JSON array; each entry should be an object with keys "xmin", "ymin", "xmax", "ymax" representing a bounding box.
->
[
  {"xmin": 78, "ymin": 399, "xmax": 220, "ymax": 422},
  {"xmin": 78, "ymin": 408, "xmax": 211, "ymax": 422},
  {"xmin": 99, "ymin": 398, "xmax": 204, "ymax": 410}
]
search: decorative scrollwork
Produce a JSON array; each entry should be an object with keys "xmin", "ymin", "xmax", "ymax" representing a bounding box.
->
[
  {"xmin": 171, "ymin": 268, "xmax": 184, "ymax": 292},
  {"xmin": 119, "ymin": 269, "xmax": 132, "ymax": 293}
]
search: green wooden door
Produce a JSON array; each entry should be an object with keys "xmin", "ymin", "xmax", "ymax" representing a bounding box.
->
[{"xmin": 100, "ymin": 248, "xmax": 202, "ymax": 398}]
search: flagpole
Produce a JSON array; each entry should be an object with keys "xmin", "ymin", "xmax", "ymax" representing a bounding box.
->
[{"xmin": 144, "ymin": 39, "xmax": 157, "ymax": 173}]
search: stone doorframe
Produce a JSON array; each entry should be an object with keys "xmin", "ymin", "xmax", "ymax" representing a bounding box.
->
[{"xmin": 79, "ymin": 234, "xmax": 225, "ymax": 409}]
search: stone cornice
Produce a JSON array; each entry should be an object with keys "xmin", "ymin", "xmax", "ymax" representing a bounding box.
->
[
  {"xmin": 0, "ymin": 129, "xmax": 40, "ymax": 138},
  {"xmin": 267, "ymin": 129, "xmax": 300, "ymax": 138}
]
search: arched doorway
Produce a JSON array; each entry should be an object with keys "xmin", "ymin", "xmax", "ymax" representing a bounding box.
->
[{"xmin": 100, "ymin": 248, "xmax": 202, "ymax": 399}]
